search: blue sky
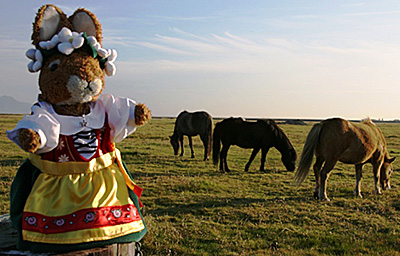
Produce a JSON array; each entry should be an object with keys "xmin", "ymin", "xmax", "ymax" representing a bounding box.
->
[{"xmin": 1, "ymin": 1, "xmax": 400, "ymax": 119}]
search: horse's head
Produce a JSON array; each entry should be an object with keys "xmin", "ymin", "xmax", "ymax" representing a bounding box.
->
[
  {"xmin": 380, "ymin": 156, "xmax": 396, "ymax": 190},
  {"xmin": 282, "ymin": 148, "xmax": 297, "ymax": 172},
  {"xmin": 169, "ymin": 134, "xmax": 179, "ymax": 155},
  {"xmin": 273, "ymin": 123, "xmax": 297, "ymax": 172}
]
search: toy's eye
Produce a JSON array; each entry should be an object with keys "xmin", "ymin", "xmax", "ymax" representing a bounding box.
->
[{"xmin": 48, "ymin": 60, "xmax": 60, "ymax": 71}]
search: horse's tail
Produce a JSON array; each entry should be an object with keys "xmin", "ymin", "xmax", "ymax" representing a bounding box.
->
[
  {"xmin": 293, "ymin": 123, "xmax": 323, "ymax": 185},
  {"xmin": 206, "ymin": 116, "xmax": 213, "ymax": 157},
  {"xmin": 212, "ymin": 123, "xmax": 221, "ymax": 166}
]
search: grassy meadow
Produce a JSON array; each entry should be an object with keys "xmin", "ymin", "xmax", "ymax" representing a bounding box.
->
[{"xmin": 1, "ymin": 115, "xmax": 400, "ymax": 255}]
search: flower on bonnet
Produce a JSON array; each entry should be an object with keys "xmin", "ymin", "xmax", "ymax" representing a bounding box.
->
[
  {"xmin": 26, "ymin": 48, "xmax": 43, "ymax": 72},
  {"xmin": 40, "ymin": 27, "xmax": 85, "ymax": 55},
  {"xmin": 26, "ymin": 27, "xmax": 117, "ymax": 76},
  {"xmin": 87, "ymin": 36, "xmax": 117, "ymax": 76}
]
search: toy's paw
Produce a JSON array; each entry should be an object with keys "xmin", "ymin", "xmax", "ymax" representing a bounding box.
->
[
  {"xmin": 18, "ymin": 129, "xmax": 41, "ymax": 153},
  {"xmin": 135, "ymin": 103, "xmax": 152, "ymax": 126}
]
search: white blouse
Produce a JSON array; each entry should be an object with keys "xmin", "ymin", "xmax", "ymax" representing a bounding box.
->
[{"xmin": 7, "ymin": 94, "xmax": 137, "ymax": 154}]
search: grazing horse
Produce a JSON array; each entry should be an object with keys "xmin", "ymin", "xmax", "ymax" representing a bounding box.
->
[
  {"xmin": 170, "ymin": 111, "xmax": 213, "ymax": 161},
  {"xmin": 293, "ymin": 118, "xmax": 395, "ymax": 201},
  {"xmin": 212, "ymin": 117, "xmax": 297, "ymax": 173}
]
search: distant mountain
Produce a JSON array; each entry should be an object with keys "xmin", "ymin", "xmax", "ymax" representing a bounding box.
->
[{"xmin": 0, "ymin": 95, "xmax": 32, "ymax": 114}]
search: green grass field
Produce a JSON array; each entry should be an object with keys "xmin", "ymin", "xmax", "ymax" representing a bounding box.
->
[{"xmin": 1, "ymin": 115, "xmax": 400, "ymax": 255}]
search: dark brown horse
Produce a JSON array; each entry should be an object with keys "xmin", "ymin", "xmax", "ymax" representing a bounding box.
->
[
  {"xmin": 212, "ymin": 117, "xmax": 297, "ymax": 173},
  {"xmin": 170, "ymin": 111, "xmax": 213, "ymax": 161},
  {"xmin": 294, "ymin": 118, "xmax": 395, "ymax": 201}
]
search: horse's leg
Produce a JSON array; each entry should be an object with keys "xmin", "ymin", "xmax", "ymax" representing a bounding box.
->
[
  {"xmin": 188, "ymin": 136, "xmax": 195, "ymax": 158},
  {"xmin": 313, "ymin": 157, "xmax": 324, "ymax": 199},
  {"xmin": 259, "ymin": 147, "xmax": 269, "ymax": 172},
  {"xmin": 199, "ymin": 134, "xmax": 209, "ymax": 161},
  {"xmin": 220, "ymin": 144, "xmax": 231, "ymax": 172},
  {"xmin": 318, "ymin": 159, "xmax": 337, "ymax": 201},
  {"xmin": 244, "ymin": 148, "xmax": 260, "ymax": 172},
  {"xmin": 354, "ymin": 164, "xmax": 363, "ymax": 198},
  {"xmin": 372, "ymin": 161, "xmax": 383, "ymax": 195},
  {"xmin": 179, "ymin": 136, "xmax": 184, "ymax": 156}
]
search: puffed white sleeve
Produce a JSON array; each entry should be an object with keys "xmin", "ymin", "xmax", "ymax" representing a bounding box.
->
[
  {"xmin": 99, "ymin": 94, "xmax": 137, "ymax": 143},
  {"xmin": 6, "ymin": 103, "xmax": 60, "ymax": 154}
]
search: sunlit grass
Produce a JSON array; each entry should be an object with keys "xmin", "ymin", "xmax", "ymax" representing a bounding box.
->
[{"xmin": 1, "ymin": 116, "xmax": 400, "ymax": 255}]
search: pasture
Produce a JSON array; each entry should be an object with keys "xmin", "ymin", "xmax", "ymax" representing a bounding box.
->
[{"xmin": 1, "ymin": 115, "xmax": 400, "ymax": 255}]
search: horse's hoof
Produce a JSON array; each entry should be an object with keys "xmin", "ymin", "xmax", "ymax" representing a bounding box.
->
[
  {"xmin": 354, "ymin": 191, "xmax": 363, "ymax": 198},
  {"xmin": 320, "ymin": 197, "xmax": 330, "ymax": 202}
]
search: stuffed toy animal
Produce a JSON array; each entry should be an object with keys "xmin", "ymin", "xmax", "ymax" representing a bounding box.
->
[{"xmin": 6, "ymin": 4, "xmax": 150, "ymax": 253}]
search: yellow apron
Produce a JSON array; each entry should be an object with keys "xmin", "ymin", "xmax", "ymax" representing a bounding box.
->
[{"xmin": 22, "ymin": 149, "xmax": 145, "ymax": 244}]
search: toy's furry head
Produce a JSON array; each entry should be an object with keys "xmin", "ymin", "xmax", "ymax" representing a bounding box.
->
[{"xmin": 29, "ymin": 4, "xmax": 112, "ymax": 106}]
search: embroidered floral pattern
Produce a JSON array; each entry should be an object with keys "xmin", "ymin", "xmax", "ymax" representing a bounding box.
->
[
  {"xmin": 22, "ymin": 204, "xmax": 142, "ymax": 234},
  {"xmin": 54, "ymin": 218, "xmax": 65, "ymax": 227},
  {"xmin": 111, "ymin": 209, "xmax": 122, "ymax": 218},
  {"xmin": 25, "ymin": 216, "xmax": 37, "ymax": 226},
  {"xmin": 84, "ymin": 212, "xmax": 96, "ymax": 223},
  {"xmin": 58, "ymin": 154, "xmax": 69, "ymax": 163},
  {"xmin": 56, "ymin": 140, "xmax": 65, "ymax": 151}
]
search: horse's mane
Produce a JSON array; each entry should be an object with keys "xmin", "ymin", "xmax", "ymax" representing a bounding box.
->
[
  {"xmin": 177, "ymin": 110, "xmax": 189, "ymax": 117},
  {"xmin": 361, "ymin": 117, "xmax": 375, "ymax": 125},
  {"xmin": 257, "ymin": 119, "xmax": 290, "ymax": 143},
  {"xmin": 263, "ymin": 120, "xmax": 296, "ymax": 155}
]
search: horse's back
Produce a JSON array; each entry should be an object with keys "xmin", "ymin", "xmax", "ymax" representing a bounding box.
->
[
  {"xmin": 216, "ymin": 118, "xmax": 275, "ymax": 148},
  {"xmin": 192, "ymin": 111, "xmax": 212, "ymax": 125},
  {"xmin": 175, "ymin": 111, "xmax": 212, "ymax": 136},
  {"xmin": 317, "ymin": 118, "xmax": 385, "ymax": 164},
  {"xmin": 192, "ymin": 111, "xmax": 213, "ymax": 135}
]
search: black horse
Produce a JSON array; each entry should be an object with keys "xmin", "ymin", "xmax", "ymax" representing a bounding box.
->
[
  {"xmin": 213, "ymin": 117, "xmax": 297, "ymax": 172},
  {"xmin": 170, "ymin": 111, "xmax": 213, "ymax": 161}
]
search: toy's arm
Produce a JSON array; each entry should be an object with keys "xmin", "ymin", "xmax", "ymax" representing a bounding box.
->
[
  {"xmin": 134, "ymin": 103, "xmax": 151, "ymax": 126},
  {"xmin": 18, "ymin": 128, "xmax": 41, "ymax": 153},
  {"xmin": 99, "ymin": 94, "xmax": 151, "ymax": 143},
  {"xmin": 6, "ymin": 103, "xmax": 60, "ymax": 154}
]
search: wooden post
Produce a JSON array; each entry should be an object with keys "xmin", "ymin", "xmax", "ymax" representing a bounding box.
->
[
  {"xmin": 0, "ymin": 214, "xmax": 138, "ymax": 256},
  {"xmin": 0, "ymin": 214, "xmax": 18, "ymax": 251}
]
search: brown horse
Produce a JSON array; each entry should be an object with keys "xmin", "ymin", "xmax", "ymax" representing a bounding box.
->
[
  {"xmin": 170, "ymin": 111, "xmax": 213, "ymax": 161},
  {"xmin": 294, "ymin": 118, "xmax": 395, "ymax": 201},
  {"xmin": 213, "ymin": 117, "xmax": 297, "ymax": 173}
]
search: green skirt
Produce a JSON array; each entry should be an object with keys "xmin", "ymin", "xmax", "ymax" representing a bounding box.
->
[{"xmin": 10, "ymin": 159, "xmax": 147, "ymax": 253}]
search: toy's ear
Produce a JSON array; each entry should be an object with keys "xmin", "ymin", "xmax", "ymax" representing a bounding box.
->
[
  {"xmin": 69, "ymin": 8, "xmax": 102, "ymax": 44},
  {"xmin": 32, "ymin": 4, "xmax": 69, "ymax": 48}
]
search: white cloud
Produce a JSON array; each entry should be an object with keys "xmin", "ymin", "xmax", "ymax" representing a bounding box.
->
[
  {"xmin": 147, "ymin": 15, "xmax": 215, "ymax": 22},
  {"xmin": 154, "ymin": 34, "xmax": 221, "ymax": 53},
  {"xmin": 132, "ymin": 41, "xmax": 194, "ymax": 55},
  {"xmin": 168, "ymin": 27, "xmax": 209, "ymax": 42},
  {"xmin": 343, "ymin": 10, "xmax": 400, "ymax": 17}
]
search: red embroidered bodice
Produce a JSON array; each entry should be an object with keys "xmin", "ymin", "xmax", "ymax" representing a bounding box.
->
[{"xmin": 40, "ymin": 120, "xmax": 115, "ymax": 162}]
